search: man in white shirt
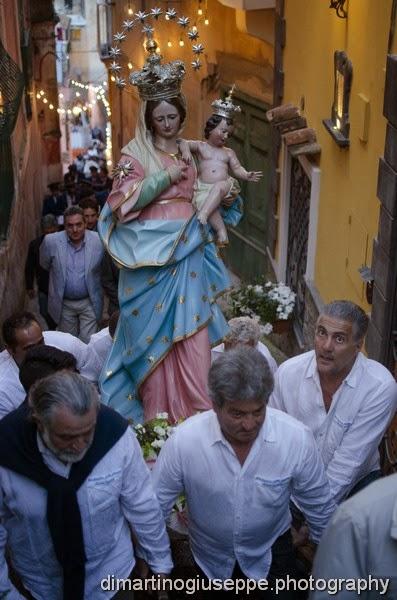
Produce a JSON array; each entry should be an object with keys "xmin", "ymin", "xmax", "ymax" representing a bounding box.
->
[
  {"xmin": 211, "ymin": 316, "xmax": 278, "ymax": 374},
  {"xmin": 269, "ymin": 300, "xmax": 397, "ymax": 503},
  {"xmin": 0, "ymin": 371, "xmax": 172, "ymax": 599},
  {"xmin": 0, "ymin": 311, "xmax": 97, "ymax": 419},
  {"xmin": 310, "ymin": 474, "xmax": 397, "ymax": 599},
  {"xmin": 85, "ymin": 311, "xmax": 119, "ymax": 381},
  {"xmin": 153, "ymin": 347, "xmax": 335, "ymax": 598}
]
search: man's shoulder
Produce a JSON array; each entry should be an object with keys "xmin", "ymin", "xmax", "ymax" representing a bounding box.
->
[
  {"xmin": 267, "ymin": 406, "xmax": 312, "ymax": 438},
  {"xmin": 335, "ymin": 473, "xmax": 397, "ymax": 526},
  {"xmin": 0, "ymin": 352, "xmax": 17, "ymax": 381},
  {"xmin": 276, "ymin": 350, "xmax": 314, "ymax": 375},
  {"xmin": 43, "ymin": 330, "xmax": 85, "ymax": 352},
  {"xmin": 172, "ymin": 410, "xmax": 214, "ymax": 440},
  {"xmin": 43, "ymin": 231, "xmax": 65, "ymax": 246},
  {"xmin": 85, "ymin": 229, "xmax": 103, "ymax": 249},
  {"xmin": 357, "ymin": 353, "xmax": 396, "ymax": 385}
]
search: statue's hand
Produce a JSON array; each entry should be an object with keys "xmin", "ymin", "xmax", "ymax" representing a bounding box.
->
[
  {"xmin": 247, "ymin": 171, "xmax": 263, "ymax": 182},
  {"xmin": 167, "ymin": 164, "xmax": 188, "ymax": 184}
]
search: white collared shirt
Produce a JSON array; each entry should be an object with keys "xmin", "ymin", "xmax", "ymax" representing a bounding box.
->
[
  {"xmin": 211, "ymin": 341, "xmax": 278, "ymax": 374},
  {"xmin": 0, "ymin": 330, "xmax": 99, "ymax": 420},
  {"xmin": 0, "ymin": 428, "xmax": 172, "ymax": 599},
  {"xmin": 269, "ymin": 350, "xmax": 397, "ymax": 503},
  {"xmin": 152, "ymin": 408, "xmax": 335, "ymax": 581},
  {"xmin": 311, "ymin": 473, "xmax": 397, "ymax": 598}
]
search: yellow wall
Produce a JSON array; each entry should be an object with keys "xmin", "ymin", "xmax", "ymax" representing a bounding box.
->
[
  {"xmin": 282, "ymin": 0, "xmax": 392, "ymax": 308},
  {"xmin": 110, "ymin": 0, "xmax": 273, "ymax": 157}
]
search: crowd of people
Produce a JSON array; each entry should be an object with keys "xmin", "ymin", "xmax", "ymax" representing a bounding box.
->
[{"xmin": 0, "ymin": 46, "xmax": 396, "ymax": 600}]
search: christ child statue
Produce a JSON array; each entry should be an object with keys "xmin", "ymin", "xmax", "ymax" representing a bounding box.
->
[{"xmin": 179, "ymin": 88, "xmax": 262, "ymax": 245}]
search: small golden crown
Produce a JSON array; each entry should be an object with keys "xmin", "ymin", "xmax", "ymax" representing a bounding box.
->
[
  {"xmin": 129, "ymin": 39, "xmax": 186, "ymax": 101},
  {"xmin": 211, "ymin": 85, "xmax": 241, "ymax": 120}
]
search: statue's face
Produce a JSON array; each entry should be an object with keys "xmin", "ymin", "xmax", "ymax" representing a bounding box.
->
[
  {"xmin": 151, "ymin": 101, "xmax": 181, "ymax": 139},
  {"xmin": 207, "ymin": 119, "xmax": 234, "ymax": 148}
]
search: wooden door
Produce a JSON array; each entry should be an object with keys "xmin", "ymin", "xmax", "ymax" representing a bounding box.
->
[{"xmin": 224, "ymin": 90, "xmax": 271, "ymax": 280}]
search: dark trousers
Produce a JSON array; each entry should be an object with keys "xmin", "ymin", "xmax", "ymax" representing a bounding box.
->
[{"xmin": 196, "ymin": 529, "xmax": 299, "ymax": 600}]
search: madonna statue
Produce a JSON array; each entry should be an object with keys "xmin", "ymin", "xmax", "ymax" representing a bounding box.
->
[{"xmin": 98, "ymin": 40, "xmax": 241, "ymax": 423}]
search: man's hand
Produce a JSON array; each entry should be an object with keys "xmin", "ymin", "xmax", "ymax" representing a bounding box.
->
[
  {"xmin": 133, "ymin": 557, "xmax": 150, "ymax": 579},
  {"xmin": 292, "ymin": 524, "xmax": 309, "ymax": 547}
]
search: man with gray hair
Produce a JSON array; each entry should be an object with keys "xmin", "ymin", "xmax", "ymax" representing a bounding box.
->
[
  {"xmin": 153, "ymin": 347, "xmax": 335, "ymax": 598},
  {"xmin": 0, "ymin": 371, "xmax": 172, "ymax": 599},
  {"xmin": 211, "ymin": 316, "xmax": 278, "ymax": 374},
  {"xmin": 269, "ymin": 299, "xmax": 397, "ymax": 503}
]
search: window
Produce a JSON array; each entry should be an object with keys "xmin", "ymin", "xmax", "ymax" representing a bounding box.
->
[
  {"xmin": 97, "ymin": 1, "xmax": 113, "ymax": 59},
  {"xmin": 323, "ymin": 50, "xmax": 352, "ymax": 147}
]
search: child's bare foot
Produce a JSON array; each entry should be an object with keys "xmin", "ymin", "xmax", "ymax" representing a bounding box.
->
[{"xmin": 216, "ymin": 230, "xmax": 229, "ymax": 247}]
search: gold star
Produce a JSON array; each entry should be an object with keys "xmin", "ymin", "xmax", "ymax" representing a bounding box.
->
[
  {"xmin": 155, "ymin": 303, "xmax": 163, "ymax": 312},
  {"xmin": 161, "ymin": 335, "xmax": 170, "ymax": 343},
  {"xmin": 106, "ymin": 370, "xmax": 113, "ymax": 377},
  {"xmin": 132, "ymin": 309, "xmax": 139, "ymax": 317},
  {"xmin": 178, "ymin": 296, "xmax": 185, "ymax": 304},
  {"xmin": 202, "ymin": 295, "xmax": 208, "ymax": 302},
  {"xmin": 146, "ymin": 336, "xmax": 153, "ymax": 344},
  {"xmin": 181, "ymin": 234, "xmax": 188, "ymax": 244},
  {"xmin": 171, "ymin": 268, "xmax": 177, "ymax": 276},
  {"xmin": 190, "ymin": 271, "xmax": 197, "ymax": 278},
  {"xmin": 125, "ymin": 287, "xmax": 133, "ymax": 294},
  {"xmin": 148, "ymin": 277, "xmax": 156, "ymax": 286},
  {"xmin": 147, "ymin": 355, "xmax": 156, "ymax": 365},
  {"xmin": 127, "ymin": 393, "xmax": 134, "ymax": 401},
  {"xmin": 194, "ymin": 314, "xmax": 201, "ymax": 323},
  {"xmin": 210, "ymin": 284, "xmax": 217, "ymax": 292}
]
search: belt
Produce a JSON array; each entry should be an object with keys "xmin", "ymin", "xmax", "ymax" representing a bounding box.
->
[
  {"xmin": 155, "ymin": 198, "xmax": 190, "ymax": 205},
  {"xmin": 63, "ymin": 296, "xmax": 89, "ymax": 301}
]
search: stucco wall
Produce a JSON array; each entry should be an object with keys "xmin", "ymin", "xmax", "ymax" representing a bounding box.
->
[{"xmin": 281, "ymin": 0, "xmax": 392, "ymax": 309}]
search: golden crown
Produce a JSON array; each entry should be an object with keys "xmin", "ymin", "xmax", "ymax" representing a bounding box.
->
[
  {"xmin": 130, "ymin": 39, "xmax": 186, "ymax": 101},
  {"xmin": 212, "ymin": 85, "xmax": 241, "ymax": 120}
]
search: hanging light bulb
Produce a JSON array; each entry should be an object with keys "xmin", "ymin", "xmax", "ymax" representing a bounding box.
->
[
  {"xmin": 128, "ymin": 62, "xmax": 133, "ymax": 69},
  {"xmin": 179, "ymin": 37, "xmax": 184, "ymax": 47},
  {"xmin": 167, "ymin": 39, "xmax": 172, "ymax": 48},
  {"xmin": 204, "ymin": 15, "xmax": 209, "ymax": 25}
]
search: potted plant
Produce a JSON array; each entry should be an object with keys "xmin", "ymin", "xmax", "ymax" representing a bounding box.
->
[{"xmin": 229, "ymin": 278, "xmax": 296, "ymax": 334}]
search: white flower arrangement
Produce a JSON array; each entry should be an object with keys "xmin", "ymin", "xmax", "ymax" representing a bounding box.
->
[
  {"xmin": 133, "ymin": 413, "xmax": 175, "ymax": 461},
  {"xmin": 229, "ymin": 279, "xmax": 296, "ymax": 332}
]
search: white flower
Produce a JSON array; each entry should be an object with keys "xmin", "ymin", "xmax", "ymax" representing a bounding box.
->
[
  {"xmin": 156, "ymin": 412, "xmax": 169, "ymax": 419},
  {"xmin": 261, "ymin": 322, "xmax": 273, "ymax": 336},
  {"xmin": 151, "ymin": 439, "xmax": 165, "ymax": 449},
  {"xmin": 154, "ymin": 425, "xmax": 166, "ymax": 436},
  {"xmin": 253, "ymin": 285, "xmax": 263, "ymax": 294}
]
